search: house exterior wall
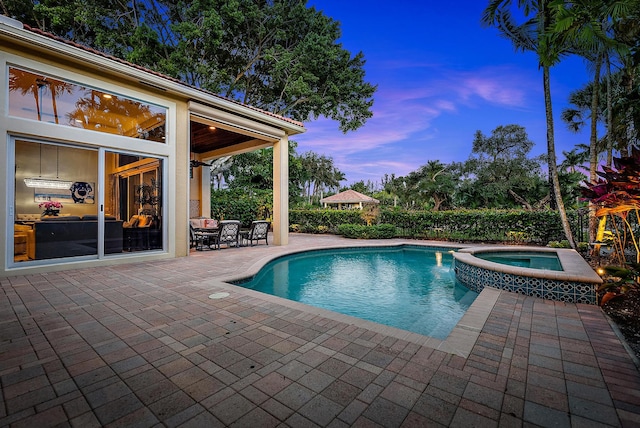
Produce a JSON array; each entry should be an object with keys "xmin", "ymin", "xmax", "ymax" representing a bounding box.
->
[
  {"xmin": 1, "ymin": 18, "xmax": 303, "ymax": 277},
  {"xmin": 1, "ymin": 41, "xmax": 182, "ymax": 276}
]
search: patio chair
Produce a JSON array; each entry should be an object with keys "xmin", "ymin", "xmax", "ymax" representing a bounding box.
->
[
  {"xmin": 123, "ymin": 214, "xmax": 153, "ymax": 251},
  {"xmin": 189, "ymin": 222, "xmax": 198, "ymax": 248},
  {"xmin": 241, "ymin": 220, "xmax": 270, "ymax": 246},
  {"xmin": 210, "ymin": 220, "xmax": 241, "ymax": 249},
  {"xmin": 189, "ymin": 218, "xmax": 205, "ymax": 248}
]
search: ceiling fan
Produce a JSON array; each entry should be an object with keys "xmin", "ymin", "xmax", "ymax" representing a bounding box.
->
[
  {"xmin": 189, "ymin": 156, "xmax": 231, "ymax": 178},
  {"xmin": 190, "ymin": 159, "xmax": 213, "ymax": 168},
  {"xmin": 189, "ymin": 159, "xmax": 213, "ymax": 178}
]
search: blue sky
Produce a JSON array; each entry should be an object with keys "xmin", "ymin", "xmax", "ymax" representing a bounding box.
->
[{"xmin": 295, "ymin": 1, "xmax": 592, "ymax": 186}]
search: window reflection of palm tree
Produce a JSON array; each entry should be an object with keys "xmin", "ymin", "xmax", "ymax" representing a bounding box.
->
[
  {"xmin": 9, "ymin": 69, "xmax": 44, "ymax": 121},
  {"xmin": 8, "ymin": 69, "xmax": 73, "ymax": 123},
  {"xmin": 67, "ymin": 90, "xmax": 164, "ymax": 138},
  {"xmin": 40, "ymin": 78, "xmax": 74, "ymax": 124}
]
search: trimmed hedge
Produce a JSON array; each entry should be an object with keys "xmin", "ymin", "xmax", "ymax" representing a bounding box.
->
[
  {"xmin": 289, "ymin": 208, "xmax": 581, "ymax": 244},
  {"xmin": 379, "ymin": 209, "xmax": 576, "ymax": 244},
  {"xmin": 337, "ymin": 224, "xmax": 397, "ymax": 239},
  {"xmin": 289, "ymin": 209, "xmax": 365, "ymax": 234},
  {"xmin": 210, "ymin": 189, "xmax": 271, "ymax": 227}
]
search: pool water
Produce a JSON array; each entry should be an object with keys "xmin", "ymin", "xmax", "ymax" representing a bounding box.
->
[
  {"xmin": 475, "ymin": 251, "xmax": 563, "ymax": 271},
  {"xmin": 233, "ymin": 246, "xmax": 478, "ymax": 339}
]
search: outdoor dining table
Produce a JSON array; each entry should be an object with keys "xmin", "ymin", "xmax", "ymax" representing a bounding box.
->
[
  {"xmin": 239, "ymin": 228, "xmax": 251, "ymax": 247},
  {"xmin": 193, "ymin": 227, "xmax": 219, "ymax": 251}
]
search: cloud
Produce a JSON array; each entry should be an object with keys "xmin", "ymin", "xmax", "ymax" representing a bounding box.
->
[
  {"xmin": 298, "ymin": 64, "xmax": 533, "ymax": 148},
  {"xmin": 453, "ymin": 68, "xmax": 531, "ymax": 107},
  {"xmin": 294, "ymin": 61, "xmax": 541, "ymax": 184}
]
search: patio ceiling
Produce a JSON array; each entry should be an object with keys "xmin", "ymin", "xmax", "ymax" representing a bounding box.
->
[{"xmin": 190, "ymin": 121, "xmax": 255, "ymax": 154}]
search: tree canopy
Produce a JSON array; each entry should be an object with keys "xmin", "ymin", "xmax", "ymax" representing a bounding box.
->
[
  {"xmin": 460, "ymin": 125, "xmax": 547, "ymax": 208},
  {"xmin": 2, "ymin": 0, "xmax": 376, "ymax": 132}
]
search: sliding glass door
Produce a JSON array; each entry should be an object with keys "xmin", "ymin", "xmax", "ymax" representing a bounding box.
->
[
  {"xmin": 106, "ymin": 151, "xmax": 163, "ymax": 253},
  {"xmin": 11, "ymin": 138, "xmax": 165, "ymax": 264},
  {"xmin": 13, "ymin": 140, "xmax": 99, "ymax": 262}
]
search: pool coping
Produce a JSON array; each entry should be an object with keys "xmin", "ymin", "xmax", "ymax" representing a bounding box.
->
[{"xmin": 201, "ymin": 241, "xmax": 497, "ymax": 358}]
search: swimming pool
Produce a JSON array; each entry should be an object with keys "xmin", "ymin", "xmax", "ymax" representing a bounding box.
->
[{"xmin": 232, "ymin": 246, "xmax": 478, "ymax": 339}]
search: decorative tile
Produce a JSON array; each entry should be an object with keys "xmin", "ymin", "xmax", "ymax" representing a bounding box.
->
[{"xmin": 455, "ymin": 260, "xmax": 596, "ymax": 305}]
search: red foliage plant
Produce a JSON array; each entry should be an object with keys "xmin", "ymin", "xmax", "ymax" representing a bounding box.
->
[{"xmin": 581, "ymin": 146, "xmax": 640, "ymax": 304}]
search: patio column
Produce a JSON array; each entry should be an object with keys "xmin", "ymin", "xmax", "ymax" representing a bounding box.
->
[
  {"xmin": 273, "ymin": 135, "xmax": 288, "ymax": 245},
  {"xmin": 201, "ymin": 165, "xmax": 211, "ymax": 218}
]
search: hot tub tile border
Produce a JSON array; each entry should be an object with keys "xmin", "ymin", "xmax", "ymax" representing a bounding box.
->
[{"xmin": 454, "ymin": 256, "xmax": 598, "ymax": 304}]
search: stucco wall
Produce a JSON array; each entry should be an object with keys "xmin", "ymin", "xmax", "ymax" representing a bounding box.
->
[{"xmin": 1, "ymin": 40, "xmax": 182, "ymax": 276}]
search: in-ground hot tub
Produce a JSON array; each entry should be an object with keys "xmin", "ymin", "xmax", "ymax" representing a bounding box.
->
[
  {"xmin": 453, "ymin": 246, "xmax": 602, "ymax": 304},
  {"xmin": 473, "ymin": 250, "xmax": 563, "ymax": 271}
]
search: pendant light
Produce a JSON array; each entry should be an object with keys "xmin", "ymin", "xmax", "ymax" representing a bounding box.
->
[{"xmin": 23, "ymin": 144, "xmax": 73, "ymax": 189}]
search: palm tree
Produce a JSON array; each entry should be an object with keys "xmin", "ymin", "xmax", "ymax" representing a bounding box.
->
[
  {"xmin": 299, "ymin": 152, "xmax": 345, "ymax": 204},
  {"xmin": 561, "ymin": 147, "xmax": 590, "ymax": 173},
  {"xmin": 551, "ymin": 0, "xmax": 637, "ymax": 171},
  {"xmin": 482, "ymin": 0, "xmax": 577, "ymax": 248},
  {"xmin": 551, "ymin": 0, "xmax": 634, "ymax": 242},
  {"xmin": 610, "ymin": 8, "xmax": 640, "ymax": 157}
]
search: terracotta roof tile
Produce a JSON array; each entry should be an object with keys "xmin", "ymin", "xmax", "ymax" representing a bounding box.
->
[{"xmin": 320, "ymin": 189, "xmax": 379, "ymax": 204}]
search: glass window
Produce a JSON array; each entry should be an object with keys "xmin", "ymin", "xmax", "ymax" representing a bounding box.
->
[{"xmin": 8, "ymin": 67, "xmax": 166, "ymax": 142}]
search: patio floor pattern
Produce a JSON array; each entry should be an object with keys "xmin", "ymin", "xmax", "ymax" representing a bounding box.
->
[{"xmin": 1, "ymin": 234, "xmax": 639, "ymax": 427}]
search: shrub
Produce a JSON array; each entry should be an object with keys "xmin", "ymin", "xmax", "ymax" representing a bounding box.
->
[
  {"xmin": 211, "ymin": 189, "xmax": 271, "ymax": 227},
  {"xmin": 317, "ymin": 225, "xmax": 330, "ymax": 234},
  {"xmin": 548, "ymin": 240, "xmax": 591, "ymax": 251},
  {"xmin": 548, "ymin": 240, "xmax": 571, "ymax": 248},
  {"xmin": 379, "ymin": 209, "xmax": 575, "ymax": 244},
  {"xmin": 577, "ymin": 242, "xmax": 590, "ymax": 252},
  {"xmin": 337, "ymin": 223, "xmax": 397, "ymax": 239},
  {"xmin": 290, "ymin": 210, "xmax": 365, "ymax": 233},
  {"xmin": 599, "ymin": 263, "xmax": 640, "ymax": 306},
  {"xmin": 291, "ymin": 208, "xmax": 581, "ymax": 244},
  {"xmin": 376, "ymin": 224, "xmax": 397, "ymax": 238}
]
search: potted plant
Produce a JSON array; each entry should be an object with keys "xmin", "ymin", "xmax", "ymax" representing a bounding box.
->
[{"xmin": 39, "ymin": 201, "xmax": 63, "ymax": 216}]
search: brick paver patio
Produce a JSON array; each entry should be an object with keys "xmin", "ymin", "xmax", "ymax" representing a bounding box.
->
[{"xmin": 1, "ymin": 234, "xmax": 639, "ymax": 427}]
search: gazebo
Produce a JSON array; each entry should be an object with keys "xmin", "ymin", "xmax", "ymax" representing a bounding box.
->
[{"xmin": 320, "ymin": 189, "xmax": 380, "ymax": 210}]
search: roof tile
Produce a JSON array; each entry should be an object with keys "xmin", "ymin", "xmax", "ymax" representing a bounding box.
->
[{"xmin": 320, "ymin": 189, "xmax": 380, "ymax": 204}]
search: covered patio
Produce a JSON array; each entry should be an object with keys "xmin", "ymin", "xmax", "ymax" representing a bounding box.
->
[
  {"xmin": 188, "ymin": 103, "xmax": 299, "ymax": 247},
  {"xmin": 1, "ymin": 234, "xmax": 639, "ymax": 427}
]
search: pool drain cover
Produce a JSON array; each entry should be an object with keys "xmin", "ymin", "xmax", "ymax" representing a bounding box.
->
[{"xmin": 209, "ymin": 292, "xmax": 229, "ymax": 299}]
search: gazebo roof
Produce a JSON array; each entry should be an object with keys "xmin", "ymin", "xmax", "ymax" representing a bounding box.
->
[{"xmin": 320, "ymin": 189, "xmax": 379, "ymax": 204}]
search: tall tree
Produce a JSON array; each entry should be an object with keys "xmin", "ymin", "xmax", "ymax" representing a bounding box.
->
[
  {"xmin": 413, "ymin": 160, "xmax": 457, "ymax": 211},
  {"xmin": 610, "ymin": 4, "xmax": 640, "ymax": 156},
  {"xmin": 461, "ymin": 125, "xmax": 547, "ymax": 209},
  {"xmin": 221, "ymin": 141, "xmax": 305, "ymax": 201},
  {"xmin": 380, "ymin": 173, "xmax": 401, "ymax": 207},
  {"xmin": 551, "ymin": 0, "xmax": 636, "ymax": 242},
  {"xmin": 299, "ymin": 152, "xmax": 344, "ymax": 204},
  {"xmin": 345, "ymin": 180, "xmax": 376, "ymax": 196},
  {"xmin": 561, "ymin": 71, "xmax": 638, "ymax": 161},
  {"xmin": 483, "ymin": 0, "xmax": 577, "ymax": 248}
]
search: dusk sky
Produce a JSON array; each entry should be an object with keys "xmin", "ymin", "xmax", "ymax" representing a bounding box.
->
[{"xmin": 295, "ymin": 1, "xmax": 592, "ymax": 186}]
